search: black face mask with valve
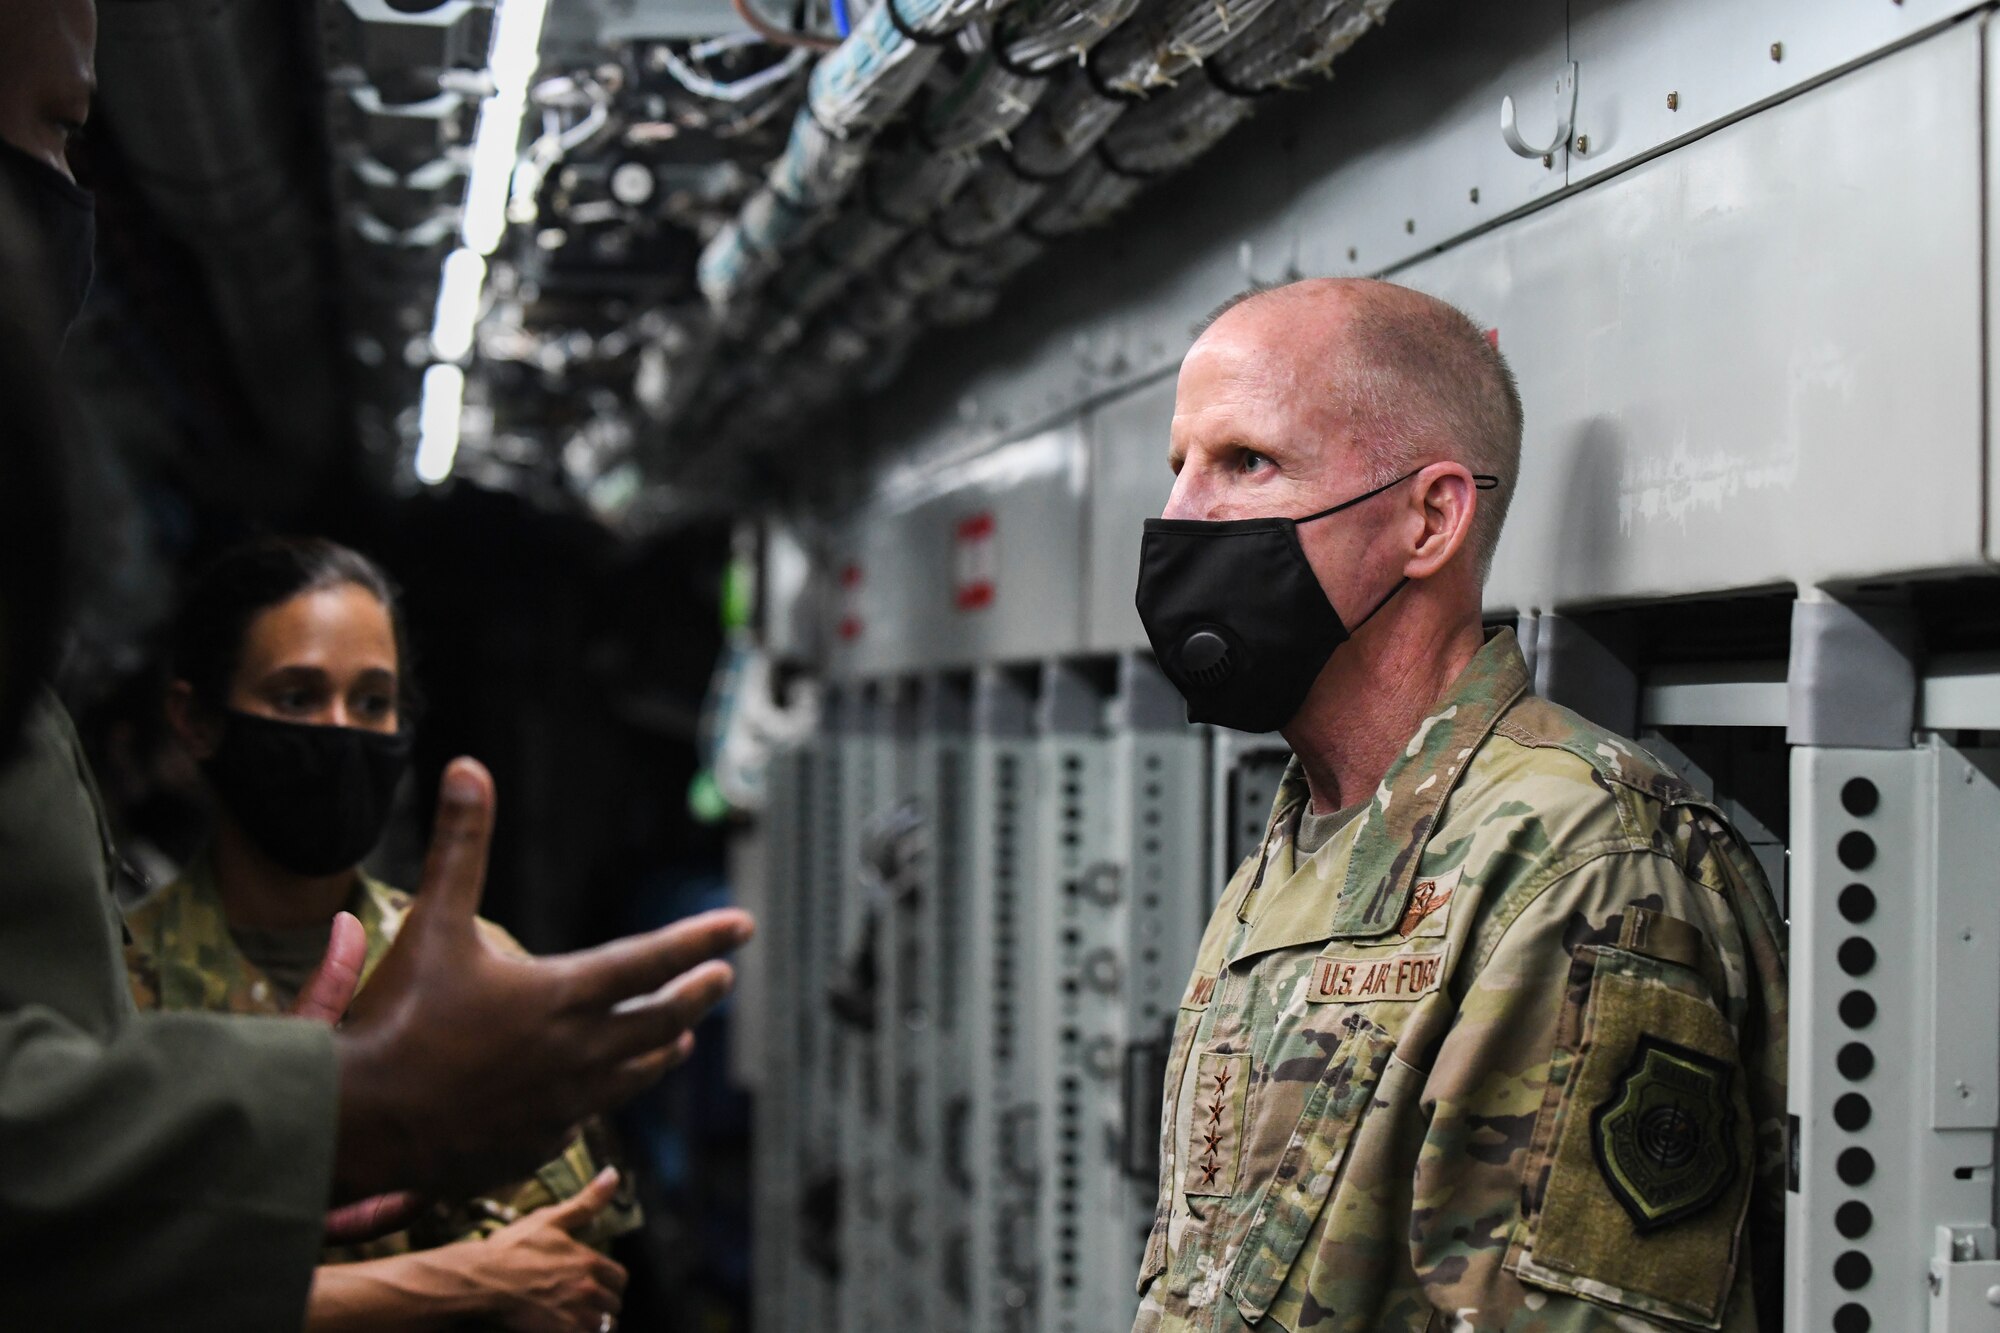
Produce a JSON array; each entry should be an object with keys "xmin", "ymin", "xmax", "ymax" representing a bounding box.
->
[
  {"xmin": 203, "ymin": 711, "xmax": 414, "ymax": 877},
  {"xmin": 0, "ymin": 140, "xmax": 95, "ymax": 346},
  {"xmin": 1134, "ymin": 469, "xmax": 1500, "ymax": 734}
]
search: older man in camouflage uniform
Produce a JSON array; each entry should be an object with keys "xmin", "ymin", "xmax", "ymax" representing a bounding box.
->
[{"xmin": 1133, "ymin": 279, "xmax": 1787, "ymax": 1331}]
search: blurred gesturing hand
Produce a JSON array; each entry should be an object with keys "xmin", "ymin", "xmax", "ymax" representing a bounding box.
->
[{"xmin": 331, "ymin": 757, "xmax": 752, "ymax": 1201}]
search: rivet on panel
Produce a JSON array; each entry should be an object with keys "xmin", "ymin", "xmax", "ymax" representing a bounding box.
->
[
  {"xmin": 1770, "ymin": 41, "xmax": 1784, "ymax": 62},
  {"xmin": 1573, "ymin": 134, "xmax": 1588, "ymax": 154},
  {"xmin": 1667, "ymin": 91, "xmax": 1679, "ymax": 111},
  {"xmin": 1346, "ymin": 246, "xmax": 1358, "ymax": 262},
  {"xmin": 1469, "ymin": 186, "xmax": 1479, "ymax": 204},
  {"xmin": 1541, "ymin": 152, "xmax": 1553, "ymax": 168},
  {"xmin": 1404, "ymin": 218, "xmax": 1415, "ymax": 234}
]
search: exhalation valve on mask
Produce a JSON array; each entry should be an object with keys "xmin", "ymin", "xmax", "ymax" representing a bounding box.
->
[{"xmin": 1133, "ymin": 469, "xmax": 1500, "ymax": 734}]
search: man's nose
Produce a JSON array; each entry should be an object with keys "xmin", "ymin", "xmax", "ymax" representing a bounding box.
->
[{"xmin": 1160, "ymin": 469, "xmax": 1212, "ymax": 521}]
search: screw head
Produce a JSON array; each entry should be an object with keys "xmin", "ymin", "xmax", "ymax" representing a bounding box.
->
[
  {"xmin": 1404, "ymin": 218, "xmax": 1415, "ymax": 234},
  {"xmin": 1346, "ymin": 246, "xmax": 1357, "ymax": 263},
  {"xmin": 1541, "ymin": 152, "xmax": 1553, "ymax": 168},
  {"xmin": 1667, "ymin": 91, "xmax": 1679, "ymax": 111},
  {"xmin": 1574, "ymin": 134, "xmax": 1589, "ymax": 153},
  {"xmin": 1771, "ymin": 41, "xmax": 1784, "ymax": 61},
  {"xmin": 1469, "ymin": 186, "xmax": 1480, "ymax": 203}
]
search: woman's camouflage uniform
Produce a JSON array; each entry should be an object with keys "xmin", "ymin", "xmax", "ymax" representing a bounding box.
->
[
  {"xmin": 1135, "ymin": 630, "xmax": 1788, "ymax": 1332},
  {"xmin": 124, "ymin": 856, "xmax": 642, "ymax": 1261}
]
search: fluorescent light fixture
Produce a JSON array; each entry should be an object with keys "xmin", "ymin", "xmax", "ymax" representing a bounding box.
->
[
  {"xmin": 415, "ymin": 362, "xmax": 467, "ymax": 484},
  {"xmin": 460, "ymin": 0, "xmax": 550, "ymax": 255},
  {"xmin": 430, "ymin": 247, "xmax": 487, "ymax": 361},
  {"xmin": 489, "ymin": 0, "xmax": 551, "ymax": 97}
]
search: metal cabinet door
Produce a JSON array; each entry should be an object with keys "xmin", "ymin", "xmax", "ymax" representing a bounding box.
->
[
  {"xmin": 1568, "ymin": 0, "xmax": 1988, "ymax": 186},
  {"xmin": 1288, "ymin": 0, "xmax": 1572, "ymax": 278},
  {"xmin": 1402, "ymin": 20, "xmax": 1985, "ymax": 611},
  {"xmin": 1084, "ymin": 380, "xmax": 1178, "ymax": 658}
]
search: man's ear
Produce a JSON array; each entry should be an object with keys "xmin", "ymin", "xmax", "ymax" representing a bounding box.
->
[
  {"xmin": 165, "ymin": 681, "xmax": 221, "ymax": 761},
  {"xmin": 1404, "ymin": 463, "xmax": 1477, "ymax": 579}
]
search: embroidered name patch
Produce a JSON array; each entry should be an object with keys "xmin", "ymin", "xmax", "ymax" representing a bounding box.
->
[
  {"xmin": 1182, "ymin": 970, "xmax": 1217, "ymax": 1009},
  {"xmin": 1308, "ymin": 947, "xmax": 1446, "ymax": 1004}
]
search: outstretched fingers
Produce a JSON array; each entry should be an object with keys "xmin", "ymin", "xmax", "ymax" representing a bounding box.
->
[
  {"xmin": 293, "ymin": 911, "xmax": 367, "ymax": 1024},
  {"xmin": 409, "ymin": 758, "xmax": 497, "ymax": 936},
  {"xmin": 565, "ymin": 909, "xmax": 753, "ymax": 1013},
  {"xmin": 591, "ymin": 959, "xmax": 735, "ymax": 1064}
]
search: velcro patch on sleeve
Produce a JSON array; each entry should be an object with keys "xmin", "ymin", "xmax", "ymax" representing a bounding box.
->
[
  {"xmin": 1516, "ymin": 953, "xmax": 1752, "ymax": 1329},
  {"xmin": 1307, "ymin": 945, "xmax": 1446, "ymax": 1004}
]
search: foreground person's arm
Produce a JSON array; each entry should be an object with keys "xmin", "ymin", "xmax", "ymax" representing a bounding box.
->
[
  {"xmin": 306, "ymin": 1169, "xmax": 628, "ymax": 1333},
  {"xmin": 0, "ymin": 699, "xmax": 749, "ymax": 1330}
]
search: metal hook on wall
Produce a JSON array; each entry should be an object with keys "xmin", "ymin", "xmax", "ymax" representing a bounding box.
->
[{"xmin": 1501, "ymin": 60, "xmax": 1579, "ymax": 161}]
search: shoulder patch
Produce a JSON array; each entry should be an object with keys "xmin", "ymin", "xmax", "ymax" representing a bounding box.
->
[
  {"xmin": 1591, "ymin": 1035, "xmax": 1738, "ymax": 1231},
  {"xmin": 1494, "ymin": 696, "xmax": 1704, "ymax": 806}
]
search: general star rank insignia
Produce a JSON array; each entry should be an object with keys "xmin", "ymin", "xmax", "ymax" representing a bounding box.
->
[{"xmin": 1591, "ymin": 1036, "xmax": 1737, "ymax": 1232}]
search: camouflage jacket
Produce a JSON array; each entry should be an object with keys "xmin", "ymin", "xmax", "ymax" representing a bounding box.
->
[
  {"xmin": 124, "ymin": 855, "xmax": 642, "ymax": 1263},
  {"xmin": 1135, "ymin": 630, "xmax": 1787, "ymax": 1333}
]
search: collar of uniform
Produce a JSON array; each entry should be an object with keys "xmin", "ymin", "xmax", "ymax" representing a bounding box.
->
[
  {"xmin": 1227, "ymin": 628, "xmax": 1529, "ymax": 962},
  {"xmin": 147, "ymin": 849, "xmax": 402, "ymax": 1010}
]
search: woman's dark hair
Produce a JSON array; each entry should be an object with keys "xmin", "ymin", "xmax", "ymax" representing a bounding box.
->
[{"xmin": 170, "ymin": 536, "xmax": 419, "ymax": 719}]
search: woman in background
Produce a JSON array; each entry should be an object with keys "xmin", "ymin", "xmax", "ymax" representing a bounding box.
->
[{"xmin": 125, "ymin": 536, "xmax": 638, "ymax": 1333}]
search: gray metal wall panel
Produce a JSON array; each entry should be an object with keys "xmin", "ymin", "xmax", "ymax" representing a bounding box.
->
[
  {"xmin": 1404, "ymin": 20, "xmax": 1987, "ymax": 611},
  {"xmin": 1286, "ymin": 0, "xmax": 1573, "ymax": 276},
  {"xmin": 833, "ymin": 429, "xmax": 1090, "ymax": 678},
  {"xmin": 1567, "ymin": 0, "xmax": 1987, "ymax": 186},
  {"xmin": 1084, "ymin": 383, "xmax": 1178, "ymax": 655}
]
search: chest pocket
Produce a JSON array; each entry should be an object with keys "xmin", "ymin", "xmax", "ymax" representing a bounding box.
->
[
  {"xmin": 1224, "ymin": 1011, "xmax": 1397, "ymax": 1324},
  {"xmin": 1138, "ymin": 979, "xmax": 1216, "ymax": 1294}
]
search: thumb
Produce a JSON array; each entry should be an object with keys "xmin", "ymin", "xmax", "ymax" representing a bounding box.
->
[
  {"xmin": 292, "ymin": 911, "xmax": 366, "ymax": 1024},
  {"xmin": 409, "ymin": 758, "xmax": 496, "ymax": 937},
  {"xmin": 543, "ymin": 1168, "xmax": 620, "ymax": 1235}
]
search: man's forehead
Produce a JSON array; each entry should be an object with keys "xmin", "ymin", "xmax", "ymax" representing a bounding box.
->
[{"xmin": 1174, "ymin": 301, "xmax": 1351, "ymax": 434}]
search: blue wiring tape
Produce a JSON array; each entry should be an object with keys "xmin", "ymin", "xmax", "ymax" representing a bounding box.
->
[{"xmin": 831, "ymin": 0, "xmax": 853, "ymax": 39}]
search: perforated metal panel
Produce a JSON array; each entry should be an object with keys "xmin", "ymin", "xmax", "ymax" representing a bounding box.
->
[
  {"xmin": 1787, "ymin": 741, "xmax": 2000, "ymax": 1333},
  {"xmin": 1047, "ymin": 656, "xmax": 1210, "ymax": 1333},
  {"xmin": 833, "ymin": 688, "xmax": 886, "ymax": 1333},
  {"xmin": 883, "ymin": 683, "xmax": 931, "ymax": 1332},
  {"xmin": 1035, "ymin": 663, "xmax": 1115, "ymax": 1333},
  {"xmin": 752, "ymin": 745, "xmax": 806, "ymax": 1333},
  {"xmin": 924, "ymin": 677, "xmax": 979, "ymax": 1325},
  {"xmin": 966, "ymin": 667, "xmax": 1041, "ymax": 1333}
]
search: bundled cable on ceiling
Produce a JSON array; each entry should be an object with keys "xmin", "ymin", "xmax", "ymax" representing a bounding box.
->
[{"xmin": 669, "ymin": 0, "xmax": 1397, "ymax": 464}]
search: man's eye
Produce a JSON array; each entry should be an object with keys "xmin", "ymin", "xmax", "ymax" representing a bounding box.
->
[
  {"xmin": 355, "ymin": 694, "xmax": 395, "ymax": 721},
  {"xmin": 275, "ymin": 691, "xmax": 316, "ymax": 713},
  {"xmin": 1237, "ymin": 450, "xmax": 1271, "ymax": 474}
]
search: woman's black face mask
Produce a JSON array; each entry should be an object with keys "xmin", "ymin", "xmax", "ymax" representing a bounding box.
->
[
  {"xmin": 1134, "ymin": 469, "xmax": 1500, "ymax": 734},
  {"xmin": 203, "ymin": 711, "xmax": 413, "ymax": 877}
]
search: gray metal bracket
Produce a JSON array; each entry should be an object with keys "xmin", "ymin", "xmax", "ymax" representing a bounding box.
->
[
  {"xmin": 1929, "ymin": 1225, "xmax": 2000, "ymax": 1331},
  {"xmin": 1787, "ymin": 596, "xmax": 1918, "ymax": 749},
  {"xmin": 1533, "ymin": 612, "xmax": 1638, "ymax": 736},
  {"xmin": 1110, "ymin": 653, "xmax": 1184, "ymax": 733}
]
